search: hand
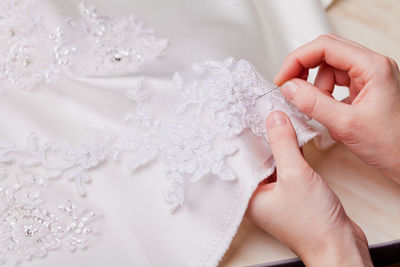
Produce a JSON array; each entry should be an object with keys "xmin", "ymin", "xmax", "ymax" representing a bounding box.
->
[
  {"xmin": 275, "ymin": 34, "xmax": 400, "ymax": 184},
  {"xmin": 247, "ymin": 111, "xmax": 373, "ymax": 267}
]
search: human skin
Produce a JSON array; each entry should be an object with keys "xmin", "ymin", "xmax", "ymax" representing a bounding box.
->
[
  {"xmin": 247, "ymin": 111, "xmax": 373, "ymax": 266},
  {"xmin": 276, "ymin": 34, "xmax": 400, "ymax": 184},
  {"xmin": 247, "ymin": 35, "xmax": 400, "ymax": 266}
]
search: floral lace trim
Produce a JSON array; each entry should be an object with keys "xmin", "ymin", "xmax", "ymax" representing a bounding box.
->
[
  {"xmin": 173, "ymin": 58, "xmax": 268, "ymax": 138},
  {"xmin": 0, "ymin": 58, "xmax": 316, "ymax": 213},
  {"xmin": 0, "ymin": 1, "xmax": 167, "ymax": 91}
]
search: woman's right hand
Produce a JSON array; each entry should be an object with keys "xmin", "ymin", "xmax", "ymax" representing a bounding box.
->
[{"xmin": 274, "ymin": 34, "xmax": 400, "ymax": 184}]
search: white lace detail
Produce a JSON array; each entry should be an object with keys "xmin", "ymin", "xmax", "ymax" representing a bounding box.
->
[
  {"xmin": 62, "ymin": 3, "xmax": 168, "ymax": 76},
  {"xmin": 0, "ymin": 1, "xmax": 167, "ymax": 91},
  {"xmin": 0, "ymin": 133, "xmax": 111, "ymax": 197},
  {"xmin": 0, "ymin": 166, "xmax": 98, "ymax": 265},
  {"xmin": 0, "ymin": 58, "xmax": 316, "ymax": 213},
  {"xmin": 173, "ymin": 58, "xmax": 270, "ymax": 138},
  {"xmin": 0, "ymin": 0, "xmax": 72, "ymax": 91},
  {"xmin": 88, "ymin": 77, "xmax": 239, "ymax": 211}
]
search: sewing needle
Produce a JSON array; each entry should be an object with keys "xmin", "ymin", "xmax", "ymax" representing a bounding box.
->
[{"xmin": 256, "ymin": 85, "xmax": 281, "ymax": 100}]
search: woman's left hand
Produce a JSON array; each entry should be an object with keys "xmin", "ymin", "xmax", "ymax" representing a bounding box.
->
[{"xmin": 247, "ymin": 110, "xmax": 373, "ymax": 267}]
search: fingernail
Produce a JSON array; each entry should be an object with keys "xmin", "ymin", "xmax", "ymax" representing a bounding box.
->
[
  {"xmin": 268, "ymin": 111, "xmax": 287, "ymax": 128},
  {"xmin": 281, "ymin": 81, "xmax": 297, "ymax": 100}
]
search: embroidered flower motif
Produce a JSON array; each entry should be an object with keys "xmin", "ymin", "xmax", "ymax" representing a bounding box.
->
[
  {"xmin": 161, "ymin": 115, "xmax": 236, "ymax": 180},
  {"xmin": 65, "ymin": 143, "xmax": 108, "ymax": 170},
  {"xmin": 116, "ymin": 108, "xmax": 237, "ymax": 211},
  {"xmin": 63, "ymin": 3, "xmax": 168, "ymax": 76},
  {"xmin": 0, "ymin": 1, "xmax": 72, "ymax": 91},
  {"xmin": 0, "ymin": 170, "xmax": 97, "ymax": 265},
  {"xmin": 159, "ymin": 116, "xmax": 212, "ymax": 176},
  {"xmin": 60, "ymin": 142, "xmax": 109, "ymax": 195},
  {"xmin": 118, "ymin": 124, "xmax": 159, "ymax": 170},
  {"xmin": 243, "ymin": 112, "xmax": 265, "ymax": 137},
  {"xmin": 173, "ymin": 58, "xmax": 271, "ymax": 138},
  {"xmin": 0, "ymin": 132, "xmax": 112, "ymax": 196},
  {"xmin": 215, "ymin": 114, "xmax": 243, "ymax": 139}
]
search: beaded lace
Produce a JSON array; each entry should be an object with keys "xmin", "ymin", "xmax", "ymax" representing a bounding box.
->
[
  {"xmin": 0, "ymin": 1, "xmax": 167, "ymax": 91},
  {"xmin": 0, "ymin": 0, "xmax": 69, "ymax": 90},
  {"xmin": 0, "ymin": 165, "xmax": 98, "ymax": 264},
  {"xmin": 62, "ymin": 3, "xmax": 168, "ymax": 76}
]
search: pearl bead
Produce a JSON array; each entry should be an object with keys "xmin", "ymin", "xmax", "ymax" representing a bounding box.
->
[{"xmin": 22, "ymin": 56, "xmax": 31, "ymax": 67}]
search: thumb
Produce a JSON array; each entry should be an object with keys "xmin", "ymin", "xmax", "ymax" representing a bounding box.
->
[
  {"xmin": 266, "ymin": 111, "xmax": 307, "ymax": 174},
  {"xmin": 280, "ymin": 78, "xmax": 350, "ymax": 132}
]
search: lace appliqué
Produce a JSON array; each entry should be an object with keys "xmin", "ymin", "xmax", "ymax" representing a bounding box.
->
[
  {"xmin": 173, "ymin": 58, "xmax": 313, "ymax": 140},
  {"xmin": 120, "ymin": 112, "xmax": 237, "ymax": 211},
  {"xmin": 0, "ymin": 133, "xmax": 112, "ymax": 197},
  {"xmin": 0, "ymin": 1, "xmax": 167, "ymax": 91},
  {"xmin": 0, "ymin": 0, "xmax": 73, "ymax": 91},
  {"xmin": 63, "ymin": 3, "xmax": 168, "ymax": 76},
  {"xmin": 95, "ymin": 79, "xmax": 238, "ymax": 211},
  {"xmin": 173, "ymin": 58, "xmax": 269, "ymax": 138},
  {"xmin": 0, "ymin": 166, "xmax": 98, "ymax": 265},
  {"xmin": 115, "ymin": 58, "xmax": 315, "ymax": 209}
]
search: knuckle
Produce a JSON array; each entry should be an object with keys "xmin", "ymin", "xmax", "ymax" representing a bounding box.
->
[
  {"xmin": 375, "ymin": 55, "xmax": 394, "ymax": 75},
  {"xmin": 286, "ymin": 49, "xmax": 298, "ymax": 62},
  {"xmin": 316, "ymin": 34, "xmax": 333, "ymax": 44},
  {"xmin": 324, "ymin": 33, "xmax": 336, "ymax": 39},
  {"xmin": 389, "ymin": 57, "xmax": 399, "ymax": 69}
]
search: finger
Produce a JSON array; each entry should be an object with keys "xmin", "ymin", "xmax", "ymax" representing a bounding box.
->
[
  {"xmin": 280, "ymin": 78, "xmax": 351, "ymax": 132},
  {"xmin": 314, "ymin": 63, "xmax": 335, "ymax": 94},
  {"xmin": 314, "ymin": 64, "xmax": 351, "ymax": 92},
  {"xmin": 326, "ymin": 34, "xmax": 373, "ymax": 53},
  {"xmin": 274, "ymin": 35, "xmax": 373, "ymax": 86},
  {"xmin": 266, "ymin": 111, "xmax": 307, "ymax": 173}
]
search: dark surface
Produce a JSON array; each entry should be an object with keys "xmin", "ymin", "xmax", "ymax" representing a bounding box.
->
[{"xmin": 247, "ymin": 239, "xmax": 400, "ymax": 267}]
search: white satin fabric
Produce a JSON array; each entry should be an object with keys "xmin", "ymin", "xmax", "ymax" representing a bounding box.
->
[{"xmin": 0, "ymin": 0, "xmax": 334, "ymax": 266}]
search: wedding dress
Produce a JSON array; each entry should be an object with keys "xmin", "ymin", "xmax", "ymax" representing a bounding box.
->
[{"xmin": 0, "ymin": 0, "xmax": 335, "ymax": 266}]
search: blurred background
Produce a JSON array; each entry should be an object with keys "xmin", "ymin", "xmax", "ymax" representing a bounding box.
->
[{"xmin": 327, "ymin": 0, "xmax": 399, "ymax": 67}]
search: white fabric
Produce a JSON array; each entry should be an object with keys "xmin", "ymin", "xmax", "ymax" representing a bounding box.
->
[{"xmin": 0, "ymin": 0, "xmax": 333, "ymax": 266}]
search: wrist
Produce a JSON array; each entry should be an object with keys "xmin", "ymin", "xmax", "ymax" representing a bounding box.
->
[{"xmin": 299, "ymin": 223, "xmax": 372, "ymax": 267}]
